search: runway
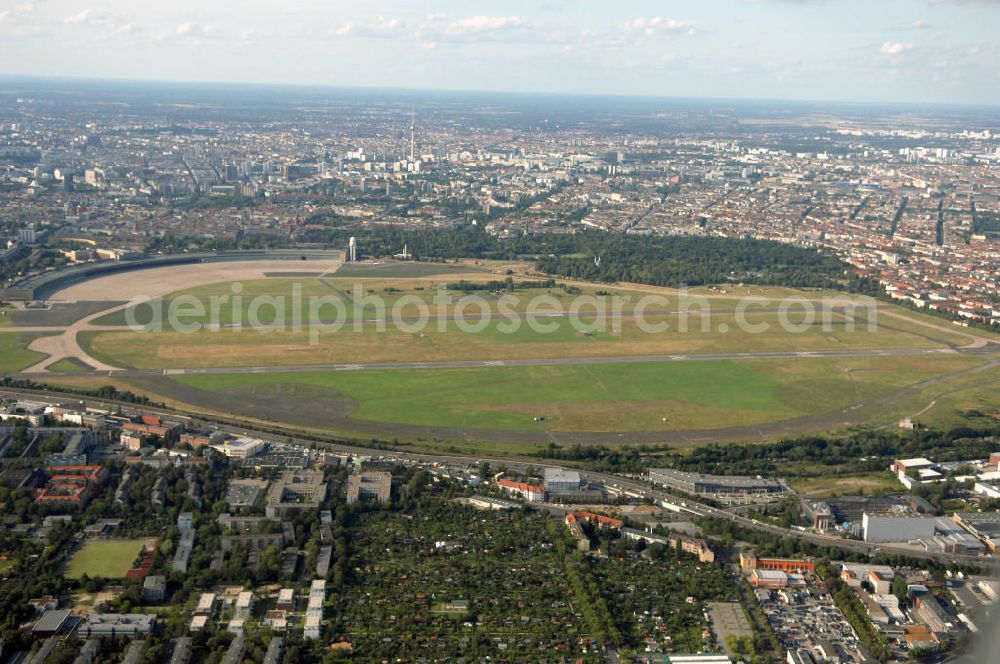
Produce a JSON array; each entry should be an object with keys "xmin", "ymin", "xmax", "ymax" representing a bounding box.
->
[{"xmin": 11, "ymin": 343, "xmax": 991, "ymax": 380}]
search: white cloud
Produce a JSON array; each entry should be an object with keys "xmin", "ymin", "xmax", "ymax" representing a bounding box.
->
[
  {"xmin": 445, "ymin": 15, "xmax": 526, "ymax": 37},
  {"xmin": 171, "ymin": 22, "xmax": 214, "ymax": 39},
  {"xmin": 371, "ymin": 17, "xmax": 401, "ymax": 31},
  {"xmin": 880, "ymin": 41, "xmax": 912, "ymax": 55},
  {"xmin": 624, "ymin": 16, "xmax": 691, "ymax": 36},
  {"xmin": 64, "ymin": 9, "xmax": 93, "ymax": 25},
  {"xmin": 332, "ymin": 16, "xmax": 405, "ymax": 38},
  {"xmin": 0, "ymin": 11, "xmax": 10, "ymax": 23}
]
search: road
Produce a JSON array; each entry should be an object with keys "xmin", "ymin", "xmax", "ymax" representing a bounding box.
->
[{"xmin": 2, "ymin": 385, "xmax": 997, "ymax": 571}]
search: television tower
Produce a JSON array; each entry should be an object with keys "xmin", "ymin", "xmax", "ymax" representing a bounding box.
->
[{"xmin": 409, "ymin": 107, "xmax": 415, "ymax": 162}]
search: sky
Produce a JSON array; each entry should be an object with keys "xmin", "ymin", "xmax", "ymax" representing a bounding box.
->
[{"xmin": 1, "ymin": 0, "xmax": 999, "ymax": 105}]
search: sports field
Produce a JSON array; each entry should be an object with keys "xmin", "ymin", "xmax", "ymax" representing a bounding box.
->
[{"xmin": 65, "ymin": 539, "xmax": 146, "ymax": 579}]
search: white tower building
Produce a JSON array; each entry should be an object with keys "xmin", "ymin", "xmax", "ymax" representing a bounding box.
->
[{"xmin": 409, "ymin": 109, "xmax": 416, "ymax": 163}]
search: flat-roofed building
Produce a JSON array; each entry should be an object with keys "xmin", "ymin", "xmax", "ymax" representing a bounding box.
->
[
  {"xmin": 802, "ymin": 500, "xmax": 832, "ymax": 530},
  {"xmin": 74, "ymin": 639, "xmax": 99, "ymax": 664},
  {"xmin": 122, "ymin": 641, "xmax": 145, "ymax": 664},
  {"xmin": 862, "ymin": 513, "xmax": 937, "ymax": 542},
  {"xmin": 142, "ymin": 576, "xmax": 167, "ymax": 603},
  {"xmin": 304, "ymin": 614, "xmax": 322, "ymax": 639},
  {"xmin": 265, "ymin": 610, "xmax": 288, "ymax": 631},
  {"xmin": 916, "ymin": 596, "xmax": 954, "ymax": 634},
  {"xmin": 346, "ymin": 472, "xmax": 391, "ymax": 504},
  {"xmin": 210, "ymin": 437, "xmax": 266, "ymax": 459},
  {"xmin": 276, "ymin": 588, "xmax": 295, "ymax": 611},
  {"xmin": 840, "ymin": 563, "xmax": 895, "ymax": 588},
  {"xmin": 648, "ymin": 468, "xmax": 787, "ymax": 497},
  {"xmin": 264, "ymin": 638, "xmax": 285, "ymax": 664},
  {"xmin": 173, "ymin": 529, "xmax": 195, "ymax": 573},
  {"xmin": 32, "ymin": 610, "xmax": 78, "ymax": 639},
  {"xmin": 544, "ymin": 468, "xmax": 581, "ymax": 493},
  {"xmin": 169, "ymin": 637, "xmax": 193, "ymax": 664},
  {"xmin": 234, "ymin": 592, "xmax": 253, "ymax": 618},
  {"xmin": 466, "ymin": 496, "xmax": 519, "ymax": 510},
  {"xmin": 265, "ymin": 470, "xmax": 327, "ymax": 518},
  {"xmin": 189, "ymin": 615, "xmax": 209, "ymax": 634},
  {"xmin": 316, "ymin": 545, "xmax": 333, "ymax": 577},
  {"xmin": 750, "ymin": 570, "xmax": 790, "ymax": 589},
  {"xmin": 194, "ymin": 593, "xmax": 216, "ymax": 616},
  {"xmin": 224, "ymin": 478, "xmax": 269, "ymax": 507},
  {"xmin": 223, "ymin": 636, "xmax": 245, "ymax": 664},
  {"xmin": 78, "ymin": 613, "xmax": 156, "ymax": 637},
  {"xmin": 786, "ymin": 649, "xmax": 816, "ymax": 664}
]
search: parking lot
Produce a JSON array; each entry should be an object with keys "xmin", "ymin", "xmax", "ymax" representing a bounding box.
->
[{"xmin": 757, "ymin": 584, "xmax": 868, "ymax": 663}]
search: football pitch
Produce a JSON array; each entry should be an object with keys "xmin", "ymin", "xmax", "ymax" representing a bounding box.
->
[{"xmin": 64, "ymin": 540, "xmax": 146, "ymax": 579}]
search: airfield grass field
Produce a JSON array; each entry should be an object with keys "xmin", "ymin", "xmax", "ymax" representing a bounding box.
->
[
  {"xmin": 0, "ymin": 333, "xmax": 48, "ymax": 374},
  {"xmin": 79, "ymin": 294, "xmax": 968, "ymax": 371},
  {"xmin": 47, "ymin": 358, "xmax": 93, "ymax": 373},
  {"xmin": 170, "ymin": 354, "xmax": 987, "ymax": 433},
  {"xmin": 788, "ymin": 472, "xmax": 902, "ymax": 498},
  {"xmin": 64, "ymin": 539, "xmax": 145, "ymax": 579},
  {"xmin": 883, "ymin": 360, "xmax": 1000, "ymax": 429},
  {"xmin": 9, "ymin": 263, "xmax": 1000, "ymax": 443}
]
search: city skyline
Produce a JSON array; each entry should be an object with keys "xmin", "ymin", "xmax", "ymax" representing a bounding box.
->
[{"xmin": 1, "ymin": 0, "xmax": 999, "ymax": 106}]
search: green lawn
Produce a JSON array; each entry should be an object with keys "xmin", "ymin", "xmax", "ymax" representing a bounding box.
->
[
  {"xmin": 81, "ymin": 306, "xmax": 951, "ymax": 371},
  {"xmin": 0, "ymin": 333, "xmax": 48, "ymax": 374},
  {"xmin": 65, "ymin": 540, "xmax": 146, "ymax": 579},
  {"xmin": 332, "ymin": 261, "xmax": 487, "ymax": 278},
  {"xmin": 788, "ymin": 472, "xmax": 902, "ymax": 498},
  {"xmin": 173, "ymin": 354, "xmax": 978, "ymax": 432},
  {"xmin": 47, "ymin": 358, "xmax": 92, "ymax": 373},
  {"xmin": 82, "ymin": 277, "xmax": 971, "ymax": 374}
]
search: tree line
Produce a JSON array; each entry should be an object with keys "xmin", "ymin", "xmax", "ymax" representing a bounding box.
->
[{"xmin": 333, "ymin": 226, "xmax": 851, "ymax": 289}]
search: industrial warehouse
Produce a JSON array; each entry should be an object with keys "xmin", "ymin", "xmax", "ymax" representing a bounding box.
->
[{"xmin": 647, "ymin": 468, "xmax": 789, "ymax": 502}]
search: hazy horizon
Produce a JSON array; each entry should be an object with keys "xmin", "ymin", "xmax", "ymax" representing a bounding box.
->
[
  {"xmin": 4, "ymin": 73, "xmax": 1000, "ymax": 115},
  {"xmin": 1, "ymin": 1, "xmax": 999, "ymax": 106}
]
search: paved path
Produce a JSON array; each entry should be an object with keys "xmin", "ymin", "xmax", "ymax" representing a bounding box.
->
[{"xmin": 19, "ymin": 303, "xmax": 133, "ymax": 373}]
